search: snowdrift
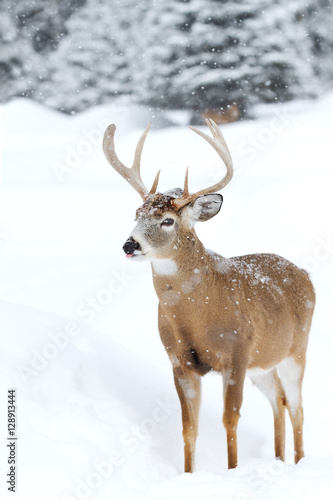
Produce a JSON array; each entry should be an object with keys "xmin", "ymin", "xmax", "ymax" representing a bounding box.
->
[{"xmin": 1, "ymin": 95, "xmax": 333, "ymax": 499}]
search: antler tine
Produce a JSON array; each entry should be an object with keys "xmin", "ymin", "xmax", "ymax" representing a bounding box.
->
[
  {"xmin": 133, "ymin": 123, "xmax": 151, "ymax": 173},
  {"xmin": 149, "ymin": 169, "xmax": 161, "ymax": 195},
  {"xmin": 183, "ymin": 167, "xmax": 189, "ymax": 196},
  {"xmin": 103, "ymin": 124, "xmax": 151, "ymax": 200},
  {"xmin": 172, "ymin": 119, "xmax": 233, "ymax": 211},
  {"xmin": 205, "ymin": 118, "xmax": 232, "ymax": 160},
  {"xmin": 190, "ymin": 119, "xmax": 233, "ymax": 181}
]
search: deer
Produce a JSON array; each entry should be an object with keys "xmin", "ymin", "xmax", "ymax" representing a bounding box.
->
[
  {"xmin": 202, "ymin": 103, "xmax": 241, "ymax": 125},
  {"xmin": 102, "ymin": 119, "xmax": 315, "ymax": 473}
]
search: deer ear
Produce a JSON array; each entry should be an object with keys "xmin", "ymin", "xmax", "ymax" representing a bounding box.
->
[{"xmin": 190, "ymin": 194, "xmax": 223, "ymax": 222}]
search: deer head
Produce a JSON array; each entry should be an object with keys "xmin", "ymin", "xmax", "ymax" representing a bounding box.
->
[{"xmin": 103, "ymin": 119, "xmax": 233, "ymax": 262}]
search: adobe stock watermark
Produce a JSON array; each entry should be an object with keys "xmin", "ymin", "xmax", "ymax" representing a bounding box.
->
[
  {"xmin": 302, "ymin": 235, "xmax": 333, "ymax": 273},
  {"xmin": 238, "ymin": 108, "xmax": 295, "ymax": 163},
  {"xmin": 76, "ymin": 268, "xmax": 134, "ymax": 323},
  {"xmin": 16, "ymin": 266, "xmax": 134, "ymax": 379},
  {"xmin": 17, "ymin": 322, "xmax": 81, "ymax": 384},
  {"xmin": 52, "ymin": 104, "xmax": 129, "ymax": 182},
  {"xmin": 237, "ymin": 459, "xmax": 284, "ymax": 500},
  {"xmin": 61, "ymin": 396, "xmax": 177, "ymax": 500}
]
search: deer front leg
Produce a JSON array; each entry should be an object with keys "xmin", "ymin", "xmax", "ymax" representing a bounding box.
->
[
  {"xmin": 222, "ymin": 363, "xmax": 247, "ymax": 469},
  {"xmin": 173, "ymin": 365, "xmax": 201, "ymax": 473}
]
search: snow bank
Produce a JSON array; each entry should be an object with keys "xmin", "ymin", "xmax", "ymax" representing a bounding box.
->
[{"xmin": 1, "ymin": 94, "xmax": 333, "ymax": 499}]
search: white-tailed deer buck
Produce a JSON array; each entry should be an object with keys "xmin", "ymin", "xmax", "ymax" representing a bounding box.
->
[{"xmin": 103, "ymin": 120, "xmax": 315, "ymax": 472}]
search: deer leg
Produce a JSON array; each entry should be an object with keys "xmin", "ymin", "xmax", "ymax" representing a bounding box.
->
[
  {"xmin": 278, "ymin": 356, "xmax": 305, "ymax": 463},
  {"xmin": 222, "ymin": 365, "xmax": 247, "ymax": 469},
  {"xmin": 249, "ymin": 368, "xmax": 286, "ymax": 461},
  {"xmin": 173, "ymin": 366, "xmax": 201, "ymax": 473}
]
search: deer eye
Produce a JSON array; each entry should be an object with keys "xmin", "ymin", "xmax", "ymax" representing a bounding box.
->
[{"xmin": 161, "ymin": 218, "xmax": 174, "ymax": 227}]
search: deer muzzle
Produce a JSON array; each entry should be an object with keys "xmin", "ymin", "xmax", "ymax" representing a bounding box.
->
[{"xmin": 123, "ymin": 236, "xmax": 141, "ymax": 258}]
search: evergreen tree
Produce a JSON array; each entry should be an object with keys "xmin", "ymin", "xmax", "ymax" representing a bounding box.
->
[
  {"xmin": 37, "ymin": 0, "xmax": 140, "ymax": 113},
  {"xmin": 1, "ymin": 0, "xmax": 332, "ymax": 116},
  {"xmin": 0, "ymin": 0, "xmax": 85, "ymax": 103},
  {"xmin": 136, "ymin": 0, "xmax": 319, "ymax": 117},
  {"xmin": 245, "ymin": 0, "xmax": 318, "ymax": 104},
  {"xmin": 0, "ymin": 1, "xmax": 39, "ymax": 101},
  {"xmin": 300, "ymin": 0, "xmax": 333, "ymax": 86}
]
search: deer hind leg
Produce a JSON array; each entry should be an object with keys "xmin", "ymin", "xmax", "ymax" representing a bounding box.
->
[
  {"xmin": 249, "ymin": 368, "xmax": 286, "ymax": 461},
  {"xmin": 278, "ymin": 356, "xmax": 305, "ymax": 463},
  {"xmin": 222, "ymin": 365, "xmax": 247, "ymax": 469},
  {"xmin": 173, "ymin": 366, "xmax": 201, "ymax": 473}
]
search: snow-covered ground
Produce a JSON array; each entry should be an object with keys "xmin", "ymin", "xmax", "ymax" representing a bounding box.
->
[{"xmin": 0, "ymin": 95, "xmax": 333, "ymax": 499}]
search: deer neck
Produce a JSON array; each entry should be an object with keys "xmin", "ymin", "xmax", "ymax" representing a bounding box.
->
[{"xmin": 151, "ymin": 229, "xmax": 209, "ymax": 287}]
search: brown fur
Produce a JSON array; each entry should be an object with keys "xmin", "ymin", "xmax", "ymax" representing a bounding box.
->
[
  {"xmin": 149, "ymin": 209, "xmax": 315, "ymax": 472},
  {"xmin": 202, "ymin": 104, "xmax": 241, "ymax": 124},
  {"xmin": 103, "ymin": 122, "xmax": 315, "ymax": 473}
]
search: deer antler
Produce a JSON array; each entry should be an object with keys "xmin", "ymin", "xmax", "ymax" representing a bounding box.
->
[
  {"xmin": 172, "ymin": 119, "xmax": 234, "ymax": 210},
  {"xmin": 103, "ymin": 123, "xmax": 153, "ymax": 200}
]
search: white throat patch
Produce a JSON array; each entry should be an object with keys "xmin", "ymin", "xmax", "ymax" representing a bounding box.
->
[{"xmin": 152, "ymin": 259, "xmax": 178, "ymax": 276}]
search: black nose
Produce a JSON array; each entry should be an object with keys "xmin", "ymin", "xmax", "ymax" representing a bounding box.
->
[{"xmin": 123, "ymin": 237, "xmax": 141, "ymax": 255}]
